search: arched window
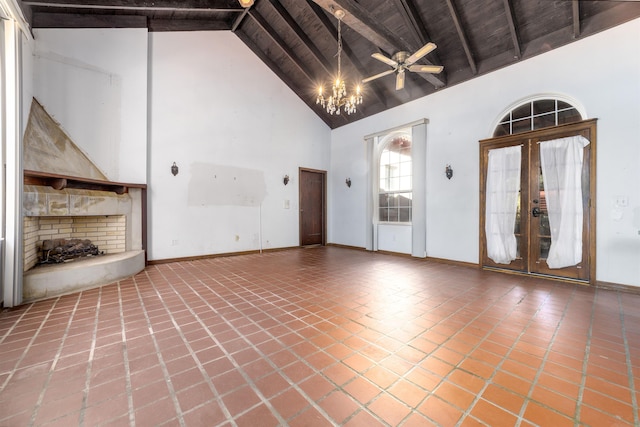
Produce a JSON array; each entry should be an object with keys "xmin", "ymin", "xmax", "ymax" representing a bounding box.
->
[
  {"xmin": 493, "ymin": 97, "xmax": 584, "ymax": 137},
  {"xmin": 378, "ymin": 135, "xmax": 412, "ymax": 222}
]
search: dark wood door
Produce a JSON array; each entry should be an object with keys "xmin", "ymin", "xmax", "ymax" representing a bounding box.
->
[
  {"xmin": 299, "ymin": 168, "xmax": 326, "ymax": 246},
  {"xmin": 479, "ymin": 119, "xmax": 596, "ymax": 283}
]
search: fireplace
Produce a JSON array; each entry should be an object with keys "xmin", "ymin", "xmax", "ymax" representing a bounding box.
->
[{"xmin": 22, "ymin": 99, "xmax": 146, "ymax": 301}]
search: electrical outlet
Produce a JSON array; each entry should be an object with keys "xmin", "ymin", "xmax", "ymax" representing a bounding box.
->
[
  {"xmin": 171, "ymin": 239, "xmax": 179, "ymax": 246},
  {"xmin": 615, "ymin": 195, "xmax": 628, "ymax": 208}
]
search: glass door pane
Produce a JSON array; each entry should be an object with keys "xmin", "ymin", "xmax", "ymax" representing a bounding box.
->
[{"xmin": 528, "ymin": 137, "xmax": 590, "ymax": 281}]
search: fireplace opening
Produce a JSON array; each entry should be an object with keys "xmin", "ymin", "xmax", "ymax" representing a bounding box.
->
[
  {"xmin": 39, "ymin": 238, "xmax": 104, "ymax": 264},
  {"xmin": 24, "ymin": 214, "xmax": 126, "ymax": 271}
]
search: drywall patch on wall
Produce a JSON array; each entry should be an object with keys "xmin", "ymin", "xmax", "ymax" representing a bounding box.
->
[{"xmin": 188, "ymin": 163, "xmax": 267, "ymax": 207}]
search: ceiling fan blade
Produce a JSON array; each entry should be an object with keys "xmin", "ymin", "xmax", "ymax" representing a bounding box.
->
[
  {"xmin": 408, "ymin": 64, "xmax": 444, "ymax": 74},
  {"xmin": 362, "ymin": 69, "xmax": 395, "ymax": 83},
  {"xmin": 396, "ymin": 70, "xmax": 405, "ymax": 90},
  {"xmin": 372, "ymin": 52, "xmax": 398, "ymax": 68},
  {"xmin": 405, "ymin": 42, "xmax": 437, "ymax": 65}
]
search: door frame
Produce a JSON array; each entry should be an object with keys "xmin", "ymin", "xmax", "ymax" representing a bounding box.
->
[
  {"xmin": 298, "ymin": 167, "xmax": 327, "ymax": 246},
  {"xmin": 479, "ymin": 119, "xmax": 597, "ymax": 284}
]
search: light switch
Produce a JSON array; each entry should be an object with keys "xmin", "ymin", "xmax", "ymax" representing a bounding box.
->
[{"xmin": 284, "ymin": 199, "xmax": 290, "ymax": 209}]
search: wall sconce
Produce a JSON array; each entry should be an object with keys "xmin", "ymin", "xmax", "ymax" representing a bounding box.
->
[
  {"xmin": 345, "ymin": 178, "xmax": 351, "ymax": 188},
  {"xmin": 171, "ymin": 162, "xmax": 179, "ymax": 176},
  {"xmin": 445, "ymin": 164, "xmax": 453, "ymax": 180},
  {"xmin": 283, "ymin": 175, "xmax": 289, "ymax": 186}
]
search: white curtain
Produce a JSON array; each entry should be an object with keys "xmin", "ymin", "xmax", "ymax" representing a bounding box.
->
[
  {"xmin": 539, "ymin": 135, "xmax": 590, "ymax": 268},
  {"xmin": 485, "ymin": 146, "xmax": 522, "ymax": 264}
]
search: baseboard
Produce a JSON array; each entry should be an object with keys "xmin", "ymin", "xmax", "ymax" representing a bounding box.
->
[
  {"xmin": 327, "ymin": 244, "xmax": 479, "ymax": 269},
  {"xmin": 326, "ymin": 243, "xmax": 367, "ymax": 251},
  {"xmin": 147, "ymin": 246, "xmax": 300, "ymax": 265},
  {"xmin": 425, "ymin": 256, "xmax": 479, "ymax": 269},
  {"xmin": 595, "ymin": 280, "xmax": 640, "ymax": 295}
]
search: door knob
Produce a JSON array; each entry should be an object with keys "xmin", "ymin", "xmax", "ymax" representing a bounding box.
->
[{"xmin": 532, "ymin": 207, "xmax": 541, "ymax": 217}]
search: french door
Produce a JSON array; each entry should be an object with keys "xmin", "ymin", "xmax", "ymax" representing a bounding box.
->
[{"xmin": 479, "ymin": 119, "xmax": 596, "ymax": 283}]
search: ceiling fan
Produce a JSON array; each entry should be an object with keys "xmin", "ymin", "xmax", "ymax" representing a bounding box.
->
[{"xmin": 363, "ymin": 42, "xmax": 444, "ymax": 90}]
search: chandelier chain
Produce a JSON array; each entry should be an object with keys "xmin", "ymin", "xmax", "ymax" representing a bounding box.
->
[{"xmin": 337, "ymin": 18, "xmax": 342, "ymax": 79}]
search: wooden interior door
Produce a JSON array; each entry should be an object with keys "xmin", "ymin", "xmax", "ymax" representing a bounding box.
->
[
  {"xmin": 299, "ymin": 168, "xmax": 326, "ymax": 246},
  {"xmin": 480, "ymin": 119, "xmax": 596, "ymax": 283}
]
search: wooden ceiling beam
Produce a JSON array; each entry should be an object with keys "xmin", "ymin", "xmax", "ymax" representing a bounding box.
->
[
  {"xmin": 149, "ymin": 19, "xmax": 231, "ymax": 32},
  {"xmin": 393, "ymin": 0, "xmax": 445, "ymax": 77},
  {"xmin": 267, "ymin": 0, "xmax": 332, "ymax": 77},
  {"xmin": 248, "ymin": 9, "xmax": 318, "ymax": 85},
  {"xmin": 32, "ymin": 12, "xmax": 147, "ymax": 28},
  {"xmin": 231, "ymin": 7, "xmax": 250, "ymax": 32},
  {"xmin": 311, "ymin": 0, "xmax": 445, "ymax": 88},
  {"xmin": 444, "ymin": 0, "xmax": 477, "ymax": 75},
  {"xmin": 234, "ymin": 30, "xmax": 339, "ymax": 129},
  {"xmin": 572, "ymin": 0, "xmax": 580, "ymax": 38},
  {"xmin": 502, "ymin": 0, "xmax": 521, "ymax": 59},
  {"xmin": 23, "ymin": 0, "xmax": 240, "ymax": 11},
  {"xmin": 394, "ymin": 0, "xmax": 425, "ymax": 48}
]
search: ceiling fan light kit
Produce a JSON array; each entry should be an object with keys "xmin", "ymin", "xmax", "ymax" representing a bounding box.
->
[
  {"xmin": 316, "ymin": 9, "xmax": 363, "ymax": 115},
  {"xmin": 364, "ymin": 42, "xmax": 444, "ymax": 90}
]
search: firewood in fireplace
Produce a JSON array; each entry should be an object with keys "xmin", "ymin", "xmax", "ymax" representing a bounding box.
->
[{"xmin": 39, "ymin": 238, "xmax": 103, "ymax": 264}]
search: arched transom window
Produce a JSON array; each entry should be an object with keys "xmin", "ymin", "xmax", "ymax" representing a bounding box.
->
[{"xmin": 493, "ymin": 97, "xmax": 584, "ymax": 137}]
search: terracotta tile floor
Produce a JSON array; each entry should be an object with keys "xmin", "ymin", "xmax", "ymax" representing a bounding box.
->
[{"xmin": 1, "ymin": 247, "xmax": 639, "ymax": 426}]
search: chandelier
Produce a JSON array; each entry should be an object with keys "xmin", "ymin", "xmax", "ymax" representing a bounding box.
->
[{"xmin": 316, "ymin": 9, "xmax": 362, "ymax": 115}]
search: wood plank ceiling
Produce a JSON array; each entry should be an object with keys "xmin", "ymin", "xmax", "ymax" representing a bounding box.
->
[{"xmin": 19, "ymin": 0, "xmax": 640, "ymax": 129}]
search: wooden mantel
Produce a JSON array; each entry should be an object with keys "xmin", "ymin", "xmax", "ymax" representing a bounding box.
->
[{"xmin": 24, "ymin": 169, "xmax": 147, "ymax": 194}]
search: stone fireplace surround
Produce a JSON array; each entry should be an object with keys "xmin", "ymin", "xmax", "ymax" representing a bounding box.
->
[
  {"xmin": 22, "ymin": 182, "xmax": 145, "ymax": 301},
  {"xmin": 22, "ymin": 98, "xmax": 146, "ymax": 302}
]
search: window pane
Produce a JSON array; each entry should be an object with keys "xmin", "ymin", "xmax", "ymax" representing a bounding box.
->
[
  {"xmin": 533, "ymin": 99, "xmax": 555, "ymax": 115},
  {"xmin": 399, "ymin": 176, "xmax": 411, "ymax": 190},
  {"xmin": 379, "ymin": 208, "xmax": 389, "ymax": 222},
  {"xmin": 558, "ymin": 108, "xmax": 582, "ymax": 124},
  {"xmin": 512, "ymin": 118, "xmax": 531, "ymax": 134},
  {"xmin": 512, "ymin": 103, "xmax": 531, "ymax": 120},
  {"xmin": 557, "ymin": 100, "xmax": 573, "ymax": 110},
  {"xmin": 493, "ymin": 123, "xmax": 510, "ymax": 137},
  {"xmin": 398, "ymin": 193, "xmax": 412, "ymax": 207},
  {"xmin": 399, "ymin": 160, "xmax": 411, "ymax": 176},
  {"xmin": 399, "ymin": 207, "xmax": 411, "ymax": 222},
  {"xmin": 379, "ymin": 193, "xmax": 389, "ymax": 208},
  {"xmin": 533, "ymin": 113, "xmax": 556, "ymax": 130}
]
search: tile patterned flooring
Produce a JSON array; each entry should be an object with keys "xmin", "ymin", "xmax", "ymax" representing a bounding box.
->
[{"xmin": 1, "ymin": 247, "xmax": 638, "ymax": 426}]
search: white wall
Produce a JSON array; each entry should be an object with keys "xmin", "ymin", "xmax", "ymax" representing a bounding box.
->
[
  {"xmin": 31, "ymin": 28, "xmax": 148, "ymax": 183},
  {"xmin": 148, "ymin": 31, "xmax": 330, "ymax": 260},
  {"xmin": 329, "ymin": 19, "xmax": 640, "ymax": 287}
]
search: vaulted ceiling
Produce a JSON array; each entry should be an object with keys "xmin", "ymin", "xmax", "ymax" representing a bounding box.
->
[{"xmin": 19, "ymin": 0, "xmax": 640, "ymax": 129}]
